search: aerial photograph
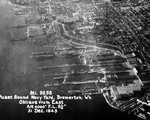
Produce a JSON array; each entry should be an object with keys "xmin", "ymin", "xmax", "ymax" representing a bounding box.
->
[{"xmin": 0, "ymin": 0, "xmax": 150, "ymax": 120}]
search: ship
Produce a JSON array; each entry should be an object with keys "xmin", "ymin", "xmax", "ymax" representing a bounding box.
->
[
  {"xmin": 30, "ymin": 54, "xmax": 54, "ymax": 60},
  {"xmin": 43, "ymin": 70, "xmax": 88, "ymax": 77},
  {"xmin": 31, "ymin": 51, "xmax": 54, "ymax": 56},
  {"xmin": 43, "ymin": 73, "xmax": 69, "ymax": 77},
  {"xmin": 10, "ymin": 37, "xmax": 27, "ymax": 42},
  {"xmin": 33, "ymin": 66, "xmax": 53, "ymax": 71},
  {"xmin": 44, "ymin": 82, "xmax": 61, "ymax": 87},
  {"xmin": 54, "ymin": 46, "xmax": 72, "ymax": 51},
  {"xmin": 63, "ymin": 79, "xmax": 99, "ymax": 85},
  {"xmin": 55, "ymin": 49, "xmax": 80, "ymax": 58},
  {"xmin": 68, "ymin": 88, "xmax": 100, "ymax": 95},
  {"xmin": 11, "ymin": 25, "xmax": 27, "ymax": 29},
  {"xmin": 71, "ymin": 70, "xmax": 88, "ymax": 75},
  {"xmin": 33, "ymin": 64, "xmax": 80, "ymax": 71}
]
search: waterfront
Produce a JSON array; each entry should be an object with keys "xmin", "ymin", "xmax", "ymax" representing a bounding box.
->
[
  {"xmin": 0, "ymin": 0, "xmax": 150, "ymax": 120},
  {"xmin": 0, "ymin": 2, "xmax": 128, "ymax": 120}
]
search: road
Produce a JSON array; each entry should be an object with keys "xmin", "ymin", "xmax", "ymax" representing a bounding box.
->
[{"xmin": 52, "ymin": 20, "xmax": 124, "ymax": 56}]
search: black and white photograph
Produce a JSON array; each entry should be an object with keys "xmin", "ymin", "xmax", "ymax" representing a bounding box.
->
[{"xmin": 0, "ymin": 0, "xmax": 150, "ymax": 120}]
